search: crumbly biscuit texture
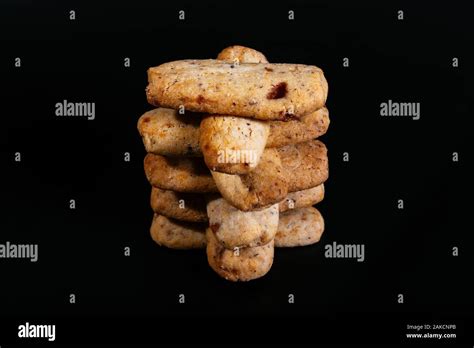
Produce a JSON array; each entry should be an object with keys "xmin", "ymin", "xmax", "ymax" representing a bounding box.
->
[{"xmin": 146, "ymin": 59, "xmax": 328, "ymax": 120}]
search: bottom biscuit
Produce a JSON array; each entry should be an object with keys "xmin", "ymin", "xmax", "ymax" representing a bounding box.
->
[
  {"xmin": 150, "ymin": 214, "xmax": 207, "ymax": 249},
  {"xmin": 275, "ymin": 207, "xmax": 325, "ymax": 247},
  {"xmin": 206, "ymin": 228, "xmax": 274, "ymax": 282}
]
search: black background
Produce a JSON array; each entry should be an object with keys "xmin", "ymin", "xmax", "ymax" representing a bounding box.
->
[{"xmin": 0, "ymin": 0, "xmax": 472, "ymax": 344}]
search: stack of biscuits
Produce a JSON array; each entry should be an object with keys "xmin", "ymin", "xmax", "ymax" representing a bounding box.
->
[{"xmin": 138, "ymin": 46, "xmax": 329, "ymax": 281}]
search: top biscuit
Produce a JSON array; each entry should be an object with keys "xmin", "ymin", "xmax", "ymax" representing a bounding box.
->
[
  {"xmin": 146, "ymin": 59, "xmax": 328, "ymax": 120},
  {"xmin": 217, "ymin": 45, "xmax": 268, "ymax": 64}
]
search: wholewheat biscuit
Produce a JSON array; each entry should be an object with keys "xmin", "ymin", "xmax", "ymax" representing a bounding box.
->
[
  {"xmin": 267, "ymin": 107, "xmax": 330, "ymax": 148},
  {"xmin": 137, "ymin": 108, "xmax": 202, "ymax": 157},
  {"xmin": 207, "ymin": 197, "xmax": 278, "ymax": 249},
  {"xmin": 211, "ymin": 148, "xmax": 288, "ymax": 211},
  {"xmin": 150, "ymin": 187, "xmax": 208, "ymax": 222},
  {"xmin": 138, "ymin": 106, "xmax": 329, "ymax": 157},
  {"xmin": 275, "ymin": 207, "xmax": 325, "ymax": 247},
  {"xmin": 138, "ymin": 107, "xmax": 330, "ymax": 157},
  {"xmin": 206, "ymin": 228, "xmax": 274, "ymax": 281},
  {"xmin": 278, "ymin": 139, "xmax": 329, "ymax": 192},
  {"xmin": 150, "ymin": 214, "xmax": 207, "ymax": 249},
  {"xmin": 144, "ymin": 153, "xmax": 218, "ymax": 193},
  {"xmin": 279, "ymin": 184, "xmax": 325, "ymax": 213},
  {"xmin": 146, "ymin": 59, "xmax": 328, "ymax": 120}
]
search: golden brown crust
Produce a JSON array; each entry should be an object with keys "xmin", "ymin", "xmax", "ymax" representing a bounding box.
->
[
  {"xmin": 150, "ymin": 187, "xmax": 208, "ymax": 222},
  {"xmin": 144, "ymin": 153, "xmax": 218, "ymax": 193},
  {"xmin": 146, "ymin": 59, "xmax": 328, "ymax": 120}
]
